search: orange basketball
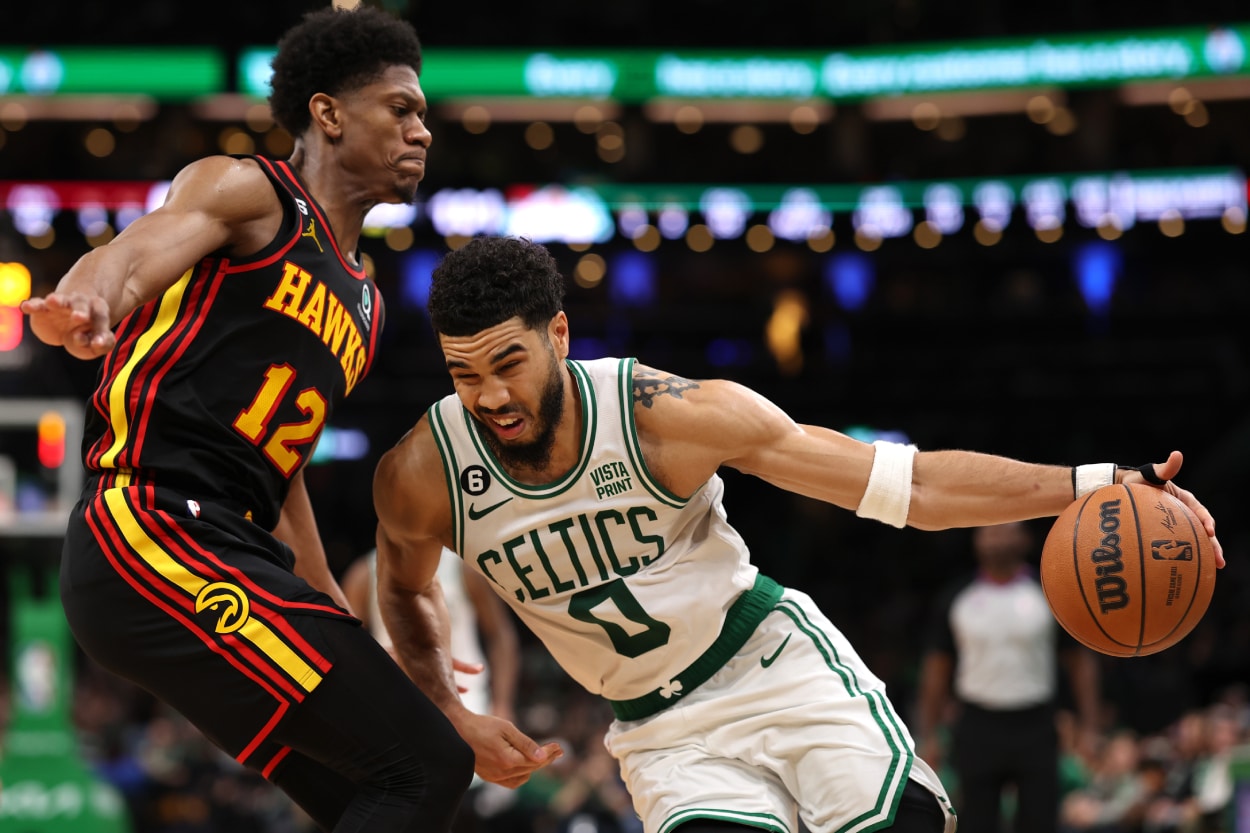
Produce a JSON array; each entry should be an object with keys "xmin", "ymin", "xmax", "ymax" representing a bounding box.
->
[{"xmin": 1040, "ymin": 482, "xmax": 1216, "ymax": 657}]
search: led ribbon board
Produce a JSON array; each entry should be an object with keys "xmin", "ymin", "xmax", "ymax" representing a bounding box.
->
[{"xmin": 237, "ymin": 25, "xmax": 1250, "ymax": 101}]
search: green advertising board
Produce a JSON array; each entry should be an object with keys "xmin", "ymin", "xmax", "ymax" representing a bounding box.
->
[
  {"xmin": 0, "ymin": 569, "xmax": 131, "ymax": 832},
  {"xmin": 237, "ymin": 24, "xmax": 1250, "ymax": 101},
  {"xmin": 0, "ymin": 48, "xmax": 222, "ymax": 98}
]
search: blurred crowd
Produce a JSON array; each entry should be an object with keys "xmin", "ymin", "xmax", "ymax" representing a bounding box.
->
[
  {"xmin": 0, "ymin": 641, "xmax": 1238, "ymax": 833},
  {"xmin": 51, "ymin": 647, "xmax": 642, "ymax": 833},
  {"xmin": 1053, "ymin": 690, "xmax": 1250, "ymax": 833}
]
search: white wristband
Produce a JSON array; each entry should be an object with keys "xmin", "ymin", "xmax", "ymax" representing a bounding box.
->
[
  {"xmin": 1073, "ymin": 463, "xmax": 1116, "ymax": 499},
  {"xmin": 855, "ymin": 440, "xmax": 917, "ymax": 529}
]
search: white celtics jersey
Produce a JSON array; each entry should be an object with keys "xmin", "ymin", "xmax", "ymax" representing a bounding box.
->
[{"xmin": 428, "ymin": 357, "xmax": 759, "ymax": 702}]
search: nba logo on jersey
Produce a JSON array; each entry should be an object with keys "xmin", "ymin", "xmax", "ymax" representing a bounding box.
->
[{"xmin": 187, "ymin": 499, "xmax": 201, "ymax": 518}]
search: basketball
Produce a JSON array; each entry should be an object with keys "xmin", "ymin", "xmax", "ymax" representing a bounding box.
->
[{"xmin": 1040, "ymin": 482, "xmax": 1216, "ymax": 657}]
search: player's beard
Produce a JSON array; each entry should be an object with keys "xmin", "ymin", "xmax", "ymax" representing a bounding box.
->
[{"xmin": 472, "ymin": 352, "xmax": 566, "ymax": 474}]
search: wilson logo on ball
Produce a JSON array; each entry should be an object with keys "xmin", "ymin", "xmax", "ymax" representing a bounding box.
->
[
  {"xmin": 1151, "ymin": 540, "xmax": 1194, "ymax": 561},
  {"xmin": 1090, "ymin": 499, "xmax": 1130, "ymax": 613}
]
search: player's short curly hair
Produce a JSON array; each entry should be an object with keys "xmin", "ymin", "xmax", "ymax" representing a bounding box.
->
[
  {"xmin": 429, "ymin": 237, "xmax": 566, "ymax": 337},
  {"xmin": 269, "ymin": 6, "xmax": 422, "ymax": 137}
]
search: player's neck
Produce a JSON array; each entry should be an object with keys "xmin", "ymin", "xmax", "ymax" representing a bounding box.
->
[{"xmin": 284, "ymin": 145, "xmax": 366, "ymax": 262}]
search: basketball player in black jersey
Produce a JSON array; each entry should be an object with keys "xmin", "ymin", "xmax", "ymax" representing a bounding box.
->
[{"xmin": 20, "ymin": 8, "xmax": 558, "ymax": 831}]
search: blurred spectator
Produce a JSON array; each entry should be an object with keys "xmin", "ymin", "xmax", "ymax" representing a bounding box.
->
[
  {"xmin": 916, "ymin": 521, "xmax": 1102, "ymax": 833},
  {"xmin": 1192, "ymin": 705, "xmax": 1242, "ymax": 833},
  {"xmin": 1060, "ymin": 730, "xmax": 1150, "ymax": 833},
  {"xmin": 1141, "ymin": 713, "xmax": 1206, "ymax": 833}
]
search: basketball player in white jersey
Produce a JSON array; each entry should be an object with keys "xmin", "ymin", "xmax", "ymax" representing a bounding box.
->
[{"xmin": 371, "ymin": 237, "xmax": 1222, "ymax": 833}]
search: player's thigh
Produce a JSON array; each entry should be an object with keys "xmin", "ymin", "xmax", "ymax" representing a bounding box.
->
[
  {"xmin": 617, "ymin": 739, "xmax": 796, "ymax": 833},
  {"xmin": 268, "ymin": 613, "xmax": 473, "ymax": 791}
]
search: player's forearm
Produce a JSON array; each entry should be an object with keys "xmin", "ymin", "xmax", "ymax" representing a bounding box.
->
[
  {"xmin": 908, "ymin": 451, "xmax": 1074, "ymax": 530},
  {"xmin": 380, "ymin": 586, "xmax": 466, "ymax": 716},
  {"xmin": 54, "ymin": 242, "xmax": 160, "ymax": 326},
  {"xmin": 293, "ymin": 558, "xmax": 351, "ymax": 612}
]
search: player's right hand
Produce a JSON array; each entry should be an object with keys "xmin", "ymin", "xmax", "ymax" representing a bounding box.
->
[
  {"xmin": 1123, "ymin": 451, "xmax": 1223, "ymax": 567},
  {"xmin": 454, "ymin": 712, "xmax": 563, "ymax": 788},
  {"xmin": 21, "ymin": 292, "xmax": 115, "ymax": 359}
]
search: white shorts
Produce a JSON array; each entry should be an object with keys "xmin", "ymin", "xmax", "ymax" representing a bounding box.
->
[{"xmin": 604, "ymin": 588, "xmax": 956, "ymax": 833}]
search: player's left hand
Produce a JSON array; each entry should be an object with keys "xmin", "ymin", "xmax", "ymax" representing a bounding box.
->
[
  {"xmin": 1122, "ymin": 451, "xmax": 1224, "ymax": 568},
  {"xmin": 453, "ymin": 712, "xmax": 564, "ymax": 789},
  {"xmin": 21, "ymin": 291, "xmax": 115, "ymax": 359}
]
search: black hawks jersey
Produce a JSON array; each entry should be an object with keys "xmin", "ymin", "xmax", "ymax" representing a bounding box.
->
[{"xmin": 81, "ymin": 155, "xmax": 383, "ymax": 531}]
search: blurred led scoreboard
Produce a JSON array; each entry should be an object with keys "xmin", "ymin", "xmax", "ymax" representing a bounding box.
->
[
  {"xmin": 2, "ymin": 168, "xmax": 1245, "ymax": 245},
  {"xmin": 1, "ymin": 24, "xmax": 1248, "ymax": 101}
]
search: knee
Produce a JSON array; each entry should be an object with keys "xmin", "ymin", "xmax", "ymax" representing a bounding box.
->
[
  {"xmin": 416, "ymin": 733, "xmax": 475, "ymax": 832},
  {"xmin": 444, "ymin": 729, "xmax": 476, "ymax": 796},
  {"xmin": 414, "ymin": 719, "xmax": 475, "ymax": 802},
  {"xmin": 362, "ymin": 734, "xmax": 474, "ymax": 832},
  {"xmin": 359, "ymin": 715, "xmax": 474, "ymax": 800}
]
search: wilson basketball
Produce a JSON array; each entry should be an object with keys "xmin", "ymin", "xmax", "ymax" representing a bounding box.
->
[{"xmin": 1040, "ymin": 482, "xmax": 1215, "ymax": 657}]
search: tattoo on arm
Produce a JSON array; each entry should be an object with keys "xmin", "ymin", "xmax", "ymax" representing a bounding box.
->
[{"xmin": 633, "ymin": 372, "xmax": 700, "ymax": 409}]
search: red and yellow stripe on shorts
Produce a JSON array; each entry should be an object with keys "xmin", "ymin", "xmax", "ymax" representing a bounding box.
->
[{"xmin": 84, "ymin": 473, "xmax": 332, "ymax": 775}]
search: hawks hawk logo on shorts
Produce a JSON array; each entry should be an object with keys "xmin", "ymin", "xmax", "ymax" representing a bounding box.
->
[{"xmin": 195, "ymin": 581, "xmax": 251, "ymax": 634}]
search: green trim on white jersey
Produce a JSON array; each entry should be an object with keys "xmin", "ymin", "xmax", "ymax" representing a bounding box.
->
[
  {"xmin": 616, "ymin": 357, "xmax": 688, "ymax": 509},
  {"xmin": 428, "ymin": 403, "xmax": 465, "ymax": 557},
  {"xmin": 660, "ymin": 808, "xmax": 792, "ymax": 833}
]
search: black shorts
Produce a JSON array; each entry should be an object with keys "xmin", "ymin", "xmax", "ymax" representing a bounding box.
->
[{"xmin": 62, "ymin": 477, "xmax": 359, "ymax": 776}]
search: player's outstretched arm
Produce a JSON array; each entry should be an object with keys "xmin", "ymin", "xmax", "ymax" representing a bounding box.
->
[
  {"xmin": 631, "ymin": 365, "xmax": 1221, "ymax": 560},
  {"xmin": 20, "ymin": 156, "xmax": 279, "ymax": 359}
]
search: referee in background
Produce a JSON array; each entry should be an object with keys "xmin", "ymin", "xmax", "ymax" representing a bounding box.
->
[{"xmin": 916, "ymin": 521, "xmax": 1102, "ymax": 833}]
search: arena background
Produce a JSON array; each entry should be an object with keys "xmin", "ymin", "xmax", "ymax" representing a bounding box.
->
[{"xmin": 2, "ymin": 1, "xmax": 1250, "ymax": 831}]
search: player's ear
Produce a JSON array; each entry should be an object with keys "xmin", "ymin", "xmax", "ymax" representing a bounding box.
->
[
  {"xmin": 548, "ymin": 312, "xmax": 570, "ymax": 359},
  {"xmin": 308, "ymin": 93, "xmax": 343, "ymax": 141}
]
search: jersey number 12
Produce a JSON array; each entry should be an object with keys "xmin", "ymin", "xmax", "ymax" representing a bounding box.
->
[{"xmin": 233, "ymin": 364, "xmax": 328, "ymax": 476}]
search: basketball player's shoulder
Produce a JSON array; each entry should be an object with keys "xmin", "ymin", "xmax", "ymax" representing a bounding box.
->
[
  {"xmin": 166, "ymin": 155, "xmax": 280, "ymax": 220},
  {"xmin": 629, "ymin": 364, "xmax": 740, "ymax": 458},
  {"xmin": 171, "ymin": 154, "xmax": 268, "ymax": 191},
  {"xmin": 629, "ymin": 362, "xmax": 710, "ymax": 411},
  {"xmin": 379, "ymin": 415, "xmax": 439, "ymax": 477},
  {"xmin": 375, "ymin": 416, "xmax": 454, "ymax": 538}
]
